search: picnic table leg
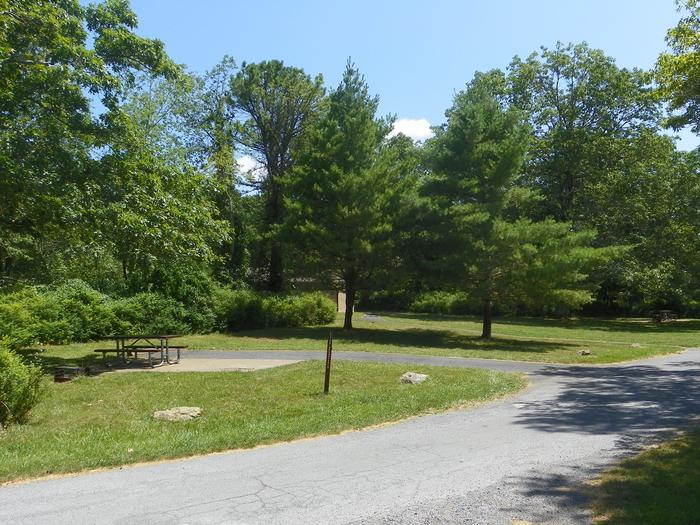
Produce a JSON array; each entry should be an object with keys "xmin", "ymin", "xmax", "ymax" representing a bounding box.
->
[
  {"xmin": 116, "ymin": 339, "xmax": 124, "ymax": 362},
  {"xmin": 157, "ymin": 339, "xmax": 165, "ymax": 367},
  {"xmin": 166, "ymin": 339, "xmax": 178, "ymax": 364}
]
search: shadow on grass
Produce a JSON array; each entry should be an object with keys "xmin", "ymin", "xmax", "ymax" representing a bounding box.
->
[
  {"xmin": 18, "ymin": 348, "xmax": 111, "ymax": 373},
  {"xmin": 503, "ymin": 427, "xmax": 700, "ymax": 525},
  {"xmin": 496, "ymin": 316, "xmax": 700, "ymax": 335},
  {"xmin": 590, "ymin": 427, "xmax": 700, "ymax": 525},
  {"xmin": 382, "ymin": 311, "xmax": 700, "ymax": 335},
  {"xmin": 234, "ymin": 325, "xmax": 577, "ymax": 354}
]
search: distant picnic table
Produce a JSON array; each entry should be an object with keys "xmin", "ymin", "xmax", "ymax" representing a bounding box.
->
[
  {"xmin": 651, "ymin": 310, "xmax": 678, "ymax": 323},
  {"xmin": 95, "ymin": 334, "xmax": 185, "ymax": 367}
]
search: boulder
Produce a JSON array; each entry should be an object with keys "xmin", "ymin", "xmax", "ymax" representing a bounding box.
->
[
  {"xmin": 577, "ymin": 349, "xmax": 592, "ymax": 356},
  {"xmin": 400, "ymin": 372, "xmax": 429, "ymax": 384},
  {"xmin": 153, "ymin": 406, "xmax": 202, "ymax": 422}
]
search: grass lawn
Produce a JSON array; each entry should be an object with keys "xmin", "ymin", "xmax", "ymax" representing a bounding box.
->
[
  {"xmin": 591, "ymin": 428, "xmax": 700, "ymax": 524},
  {"xmin": 0, "ymin": 361, "xmax": 525, "ymax": 484},
  {"xmin": 34, "ymin": 313, "xmax": 700, "ymax": 367}
]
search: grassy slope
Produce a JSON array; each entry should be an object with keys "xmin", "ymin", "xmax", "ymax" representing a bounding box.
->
[
  {"xmin": 35, "ymin": 313, "xmax": 699, "ymax": 367},
  {"xmin": 591, "ymin": 428, "xmax": 700, "ymax": 524},
  {"xmin": 0, "ymin": 361, "xmax": 524, "ymax": 483}
]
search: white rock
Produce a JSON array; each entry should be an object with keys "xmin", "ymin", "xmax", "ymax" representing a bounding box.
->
[
  {"xmin": 153, "ymin": 406, "xmax": 202, "ymax": 422},
  {"xmin": 400, "ymin": 372, "xmax": 429, "ymax": 384},
  {"xmin": 577, "ymin": 349, "xmax": 592, "ymax": 356}
]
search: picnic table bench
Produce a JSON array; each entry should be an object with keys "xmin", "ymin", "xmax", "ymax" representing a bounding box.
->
[
  {"xmin": 94, "ymin": 335, "xmax": 186, "ymax": 367},
  {"xmin": 650, "ymin": 310, "xmax": 678, "ymax": 323}
]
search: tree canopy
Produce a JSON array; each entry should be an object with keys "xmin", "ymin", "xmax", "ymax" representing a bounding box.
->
[{"xmin": 1, "ymin": 0, "xmax": 698, "ymax": 335}]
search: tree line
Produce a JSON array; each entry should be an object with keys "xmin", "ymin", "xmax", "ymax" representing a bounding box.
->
[{"xmin": 2, "ymin": 0, "xmax": 699, "ymax": 336}]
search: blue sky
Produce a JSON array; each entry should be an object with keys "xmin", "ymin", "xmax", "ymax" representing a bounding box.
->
[{"xmin": 126, "ymin": 0, "xmax": 698, "ymax": 149}]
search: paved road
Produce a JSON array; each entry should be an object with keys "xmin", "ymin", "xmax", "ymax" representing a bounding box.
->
[{"xmin": 2, "ymin": 349, "xmax": 699, "ymax": 524}]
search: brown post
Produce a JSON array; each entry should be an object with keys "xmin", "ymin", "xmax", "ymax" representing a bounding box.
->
[
  {"xmin": 323, "ymin": 329, "xmax": 333, "ymax": 394},
  {"xmin": 481, "ymin": 299, "xmax": 493, "ymax": 339}
]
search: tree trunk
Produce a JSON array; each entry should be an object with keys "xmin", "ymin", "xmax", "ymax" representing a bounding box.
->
[
  {"xmin": 343, "ymin": 288, "xmax": 355, "ymax": 330},
  {"xmin": 481, "ymin": 299, "xmax": 493, "ymax": 339},
  {"xmin": 268, "ymin": 241, "xmax": 283, "ymax": 292},
  {"xmin": 265, "ymin": 180, "xmax": 284, "ymax": 292}
]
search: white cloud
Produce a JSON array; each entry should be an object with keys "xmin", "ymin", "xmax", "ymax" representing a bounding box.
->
[
  {"xmin": 237, "ymin": 154, "xmax": 262, "ymax": 174},
  {"xmin": 236, "ymin": 154, "xmax": 266, "ymax": 183},
  {"xmin": 388, "ymin": 118, "xmax": 433, "ymax": 142}
]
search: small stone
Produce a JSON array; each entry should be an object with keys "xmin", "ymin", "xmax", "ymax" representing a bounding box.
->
[
  {"xmin": 631, "ymin": 343, "xmax": 642, "ymax": 348},
  {"xmin": 153, "ymin": 406, "xmax": 202, "ymax": 422},
  {"xmin": 400, "ymin": 372, "xmax": 429, "ymax": 384},
  {"xmin": 578, "ymin": 349, "xmax": 592, "ymax": 356}
]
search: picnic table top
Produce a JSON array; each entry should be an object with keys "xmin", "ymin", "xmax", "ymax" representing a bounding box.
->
[{"xmin": 106, "ymin": 334, "xmax": 183, "ymax": 340}]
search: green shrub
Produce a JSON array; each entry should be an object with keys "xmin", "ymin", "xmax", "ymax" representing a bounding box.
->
[
  {"xmin": 214, "ymin": 289, "xmax": 264, "ymax": 331},
  {"xmin": 358, "ymin": 290, "xmax": 415, "ymax": 311},
  {"xmin": 263, "ymin": 293, "xmax": 337, "ymax": 328},
  {"xmin": 110, "ymin": 293, "xmax": 190, "ymax": 335},
  {"xmin": 0, "ymin": 282, "xmax": 193, "ymax": 348},
  {"xmin": 0, "ymin": 280, "xmax": 118, "ymax": 345},
  {"xmin": 217, "ymin": 290, "xmax": 336, "ymax": 331},
  {"xmin": 409, "ymin": 291, "xmax": 474, "ymax": 315},
  {"xmin": 0, "ymin": 344, "xmax": 46, "ymax": 426},
  {"xmin": 0, "ymin": 302, "xmax": 38, "ymax": 351},
  {"xmin": 141, "ymin": 265, "xmax": 218, "ymax": 333}
]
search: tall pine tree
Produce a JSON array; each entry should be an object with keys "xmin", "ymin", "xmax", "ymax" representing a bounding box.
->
[
  {"xmin": 285, "ymin": 61, "xmax": 415, "ymax": 329},
  {"xmin": 424, "ymin": 74, "xmax": 607, "ymax": 338}
]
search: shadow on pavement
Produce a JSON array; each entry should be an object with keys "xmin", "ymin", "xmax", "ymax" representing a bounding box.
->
[
  {"xmin": 514, "ymin": 363, "xmax": 700, "ymax": 438},
  {"xmin": 500, "ymin": 468, "xmax": 597, "ymax": 524}
]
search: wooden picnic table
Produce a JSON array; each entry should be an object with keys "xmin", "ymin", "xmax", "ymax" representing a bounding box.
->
[
  {"xmin": 651, "ymin": 310, "xmax": 678, "ymax": 323},
  {"xmin": 95, "ymin": 334, "xmax": 184, "ymax": 367}
]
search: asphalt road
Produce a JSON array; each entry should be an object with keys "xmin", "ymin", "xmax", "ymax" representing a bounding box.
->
[{"xmin": 2, "ymin": 348, "xmax": 699, "ymax": 525}]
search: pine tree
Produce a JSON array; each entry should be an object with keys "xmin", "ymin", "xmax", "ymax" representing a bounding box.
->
[
  {"xmin": 424, "ymin": 74, "xmax": 607, "ymax": 338},
  {"xmin": 285, "ymin": 61, "xmax": 416, "ymax": 329}
]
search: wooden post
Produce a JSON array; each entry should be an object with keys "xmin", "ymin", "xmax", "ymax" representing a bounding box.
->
[{"xmin": 323, "ymin": 329, "xmax": 333, "ymax": 394}]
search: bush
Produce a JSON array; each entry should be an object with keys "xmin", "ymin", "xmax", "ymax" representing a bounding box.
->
[
  {"xmin": 409, "ymin": 291, "xmax": 474, "ymax": 315},
  {"xmin": 0, "ymin": 282, "xmax": 337, "ymax": 347},
  {"xmin": 110, "ymin": 293, "xmax": 191, "ymax": 335},
  {"xmin": 262, "ymin": 293, "xmax": 337, "ymax": 328},
  {"xmin": 0, "ymin": 344, "xmax": 45, "ymax": 426},
  {"xmin": 0, "ymin": 280, "xmax": 118, "ymax": 346},
  {"xmin": 216, "ymin": 290, "xmax": 336, "ymax": 331},
  {"xmin": 214, "ymin": 289, "xmax": 264, "ymax": 331},
  {"xmin": 0, "ymin": 281, "xmax": 193, "ymax": 348},
  {"xmin": 140, "ymin": 265, "xmax": 218, "ymax": 333},
  {"xmin": 358, "ymin": 290, "xmax": 415, "ymax": 312},
  {"xmin": 0, "ymin": 302, "xmax": 38, "ymax": 351}
]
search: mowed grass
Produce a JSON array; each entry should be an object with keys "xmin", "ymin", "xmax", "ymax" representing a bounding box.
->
[
  {"xmin": 0, "ymin": 361, "xmax": 525, "ymax": 484},
  {"xmin": 591, "ymin": 428, "xmax": 700, "ymax": 524},
  {"xmin": 191, "ymin": 312, "xmax": 694, "ymax": 363},
  {"xmin": 37, "ymin": 312, "xmax": 699, "ymax": 367}
]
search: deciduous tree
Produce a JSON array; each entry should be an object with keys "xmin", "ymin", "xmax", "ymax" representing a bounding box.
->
[
  {"xmin": 658, "ymin": 0, "xmax": 700, "ymax": 133},
  {"xmin": 230, "ymin": 61, "xmax": 324, "ymax": 291}
]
